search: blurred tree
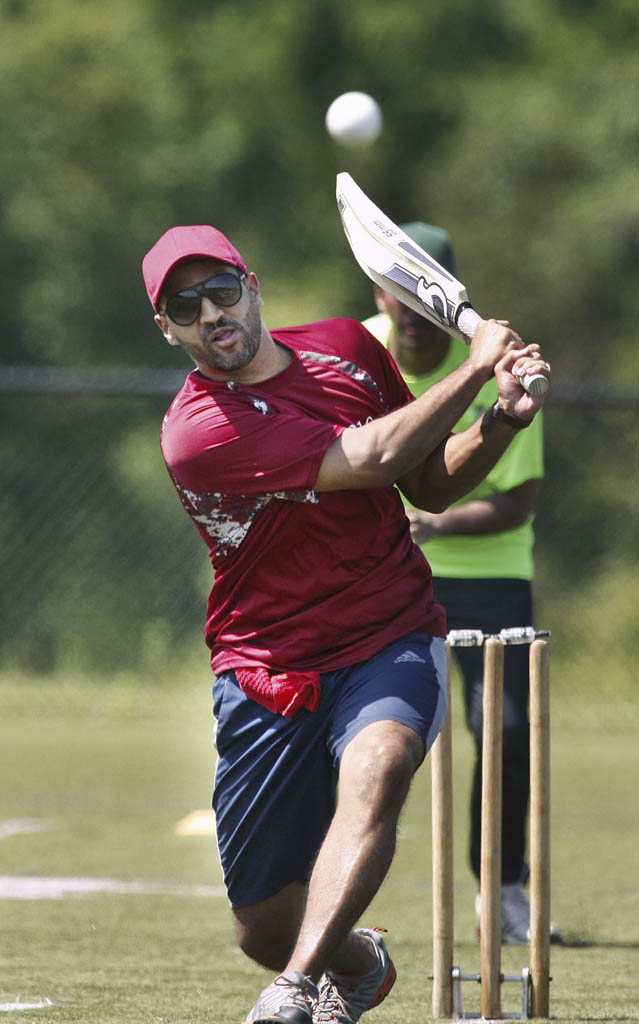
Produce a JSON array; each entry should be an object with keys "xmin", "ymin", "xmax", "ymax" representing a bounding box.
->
[
  {"xmin": 1, "ymin": 0, "xmax": 637, "ymax": 674},
  {"xmin": 1, "ymin": 0, "xmax": 636, "ymax": 365}
]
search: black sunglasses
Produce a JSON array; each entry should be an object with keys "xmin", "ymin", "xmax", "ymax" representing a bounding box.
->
[{"xmin": 163, "ymin": 271, "xmax": 246, "ymax": 326}]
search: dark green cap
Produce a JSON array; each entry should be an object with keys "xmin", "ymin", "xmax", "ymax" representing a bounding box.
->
[{"xmin": 400, "ymin": 221, "xmax": 456, "ymax": 276}]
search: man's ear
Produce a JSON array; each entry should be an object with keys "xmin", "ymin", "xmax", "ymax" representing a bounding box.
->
[
  {"xmin": 154, "ymin": 313, "xmax": 180, "ymax": 346},
  {"xmin": 246, "ymin": 271, "xmax": 264, "ymax": 308},
  {"xmin": 373, "ymin": 285, "xmax": 388, "ymax": 314}
]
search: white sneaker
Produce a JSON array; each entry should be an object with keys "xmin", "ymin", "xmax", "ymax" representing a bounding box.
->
[
  {"xmin": 243, "ymin": 971, "xmax": 318, "ymax": 1023},
  {"xmin": 314, "ymin": 928, "xmax": 396, "ymax": 1023},
  {"xmin": 475, "ymin": 884, "xmax": 564, "ymax": 945},
  {"xmin": 501, "ymin": 882, "xmax": 535, "ymax": 944}
]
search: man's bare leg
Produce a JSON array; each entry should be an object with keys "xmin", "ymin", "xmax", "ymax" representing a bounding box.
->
[
  {"xmin": 233, "ymin": 882, "xmax": 308, "ymax": 972},
  {"xmin": 233, "ymin": 719, "xmax": 425, "ymax": 982},
  {"xmin": 288, "ymin": 719, "xmax": 424, "ymax": 979}
]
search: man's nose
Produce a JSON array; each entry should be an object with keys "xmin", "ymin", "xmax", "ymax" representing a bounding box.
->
[{"xmin": 199, "ymin": 295, "xmax": 225, "ymax": 321}]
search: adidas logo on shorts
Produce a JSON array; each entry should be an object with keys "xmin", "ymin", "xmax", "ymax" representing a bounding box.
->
[{"xmin": 394, "ymin": 650, "xmax": 426, "ymax": 664}]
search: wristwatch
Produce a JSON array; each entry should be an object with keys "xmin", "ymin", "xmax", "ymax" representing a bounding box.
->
[{"xmin": 490, "ymin": 402, "xmax": 532, "ymax": 429}]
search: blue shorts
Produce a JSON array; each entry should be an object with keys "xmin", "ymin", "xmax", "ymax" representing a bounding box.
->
[{"xmin": 212, "ymin": 632, "xmax": 447, "ymax": 907}]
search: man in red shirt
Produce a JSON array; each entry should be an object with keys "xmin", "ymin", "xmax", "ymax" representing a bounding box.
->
[{"xmin": 142, "ymin": 224, "xmax": 550, "ymax": 1024}]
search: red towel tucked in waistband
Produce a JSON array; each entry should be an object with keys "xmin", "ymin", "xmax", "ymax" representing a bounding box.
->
[{"xmin": 235, "ymin": 667, "xmax": 320, "ymax": 718}]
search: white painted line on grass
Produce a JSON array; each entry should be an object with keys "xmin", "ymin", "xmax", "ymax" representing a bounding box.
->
[
  {"xmin": 0, "ymin": 876, "xmax": 224, "ymax": 900},
  {"xmin": 0, "ymin": 998, "xmax": 53, "ymax": 1012},
  {"xmin": 0, "ymin": 820, "xmax": 54, "ymax": 840}
]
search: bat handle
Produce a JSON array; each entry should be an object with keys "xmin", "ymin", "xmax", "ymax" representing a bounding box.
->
[
  {"xmin": 456, "ymin": 306, "xmax": 549, "ymax": 396},
  {"xmin": 520, "ymin": 371, "xmax": 549, "ymax": 396}
]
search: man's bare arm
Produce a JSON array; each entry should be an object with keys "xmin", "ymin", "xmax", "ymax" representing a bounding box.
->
[
  {"xmin": 397, "ymin": 344, "xmax": 549, "ymax": 510},
  {"xmin": 406, "ymin": 479, "xmax": 540, "ymax": 545},
  {"xmin": 314, "ymin": 355, "xmax": 489, "ymax": 492},
  {"xmin": 314, "ymin": 321, "xmax": 549, "ymax": 502},
  {"xmin": 396, "ymin": 409, "xmax": 525, "ymax": 511}
]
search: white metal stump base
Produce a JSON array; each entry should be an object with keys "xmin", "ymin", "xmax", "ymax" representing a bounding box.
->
[{"xmin": 450, "ymin": 964, "xmax": 533, "ymax": 1020}]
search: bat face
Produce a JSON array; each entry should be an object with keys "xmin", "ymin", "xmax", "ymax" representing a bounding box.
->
[
  {"xmin": 336, "ymin": 172, "xmax": 469, "ymax": 339},
  {"xmin": 336, "ymin": 172, "xmax": 549, "ymax": 397},
  {"xmin": 385, "ymin": 264, "xmax": 457, "ymax": 330}
]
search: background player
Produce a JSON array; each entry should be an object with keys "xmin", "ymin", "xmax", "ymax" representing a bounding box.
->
[{"xmin": 364, "ymin": 221, "xmax": 561, "ymax": 945}]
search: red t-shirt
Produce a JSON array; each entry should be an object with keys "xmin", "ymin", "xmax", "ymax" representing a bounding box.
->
[{"xmin": 161, "ymin": 318, "xmax": 446, "ymax": 674}]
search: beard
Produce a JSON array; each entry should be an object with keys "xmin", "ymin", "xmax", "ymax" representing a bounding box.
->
[{"xmin": 199, "ymin": 291, "xmax": 263, "ymax": 373}]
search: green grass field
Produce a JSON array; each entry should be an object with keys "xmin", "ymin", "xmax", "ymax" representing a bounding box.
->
[{"xmin": 1, "ymin": 673, "xmax": 637, "ymax": 1024}]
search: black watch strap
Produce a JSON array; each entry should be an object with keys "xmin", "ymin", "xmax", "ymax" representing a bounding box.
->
[{"xmin": 490, "ymin": 401, "xmax": 532, "ymax": 429}]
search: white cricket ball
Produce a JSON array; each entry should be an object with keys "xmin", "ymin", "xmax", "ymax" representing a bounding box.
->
[{"xmin": 325, "ymin": 92, "xmax": 383, "ymax": 147}]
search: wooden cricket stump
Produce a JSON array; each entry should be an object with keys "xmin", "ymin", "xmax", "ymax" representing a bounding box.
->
[
  {"xmin": 480, "ymin": 638, "xmax": 504, "ymax": 1019},
  {"xmin": 431, "ymin": 646, "xmax": 454, "ymax": 1019},
  {"xmin": 529, "ymin": 639, "xmax": 551, "ymax": 1019},
  {"xmin": 430, "ymin": 629, "xmax": 552, "ymax": 1020}
]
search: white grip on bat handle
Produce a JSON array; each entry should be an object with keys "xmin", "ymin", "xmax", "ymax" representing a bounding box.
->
[{"xmin": 456, "ymin": 307, "xmax": 549, "ymax": 396}]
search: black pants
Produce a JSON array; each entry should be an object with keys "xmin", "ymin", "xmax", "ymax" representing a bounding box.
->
[{"xmin": 433, "ymin": 577, "xmax": 532, "ymax": 884}]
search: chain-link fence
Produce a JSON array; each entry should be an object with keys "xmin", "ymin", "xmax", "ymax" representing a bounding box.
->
[
  {"xmin": 2, "ymin": 365, "xmax": 638, "ymax": 697},
  {"xmin": 1, "ymin": 367, "xmax": 208, "ymax": 678}
]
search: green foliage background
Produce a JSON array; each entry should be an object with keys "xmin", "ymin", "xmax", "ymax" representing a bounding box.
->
[{"xmin": 1, "ymin": 0, "xmax": 637, "ymax": 690}]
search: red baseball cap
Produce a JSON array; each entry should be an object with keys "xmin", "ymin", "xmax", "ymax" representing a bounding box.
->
[{"xmin": 142, "ymin": 225, "xmax": 248, "ymax": 310}]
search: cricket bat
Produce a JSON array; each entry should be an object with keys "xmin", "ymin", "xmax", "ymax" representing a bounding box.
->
[{"xmin": 336, "ymin": 172, "xmax": 548, "ymax": 396}]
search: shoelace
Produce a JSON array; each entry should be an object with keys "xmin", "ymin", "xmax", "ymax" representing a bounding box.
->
[
  {"xmin": 252, "ymin": 973, "xmax": 317, "ymax": 1019},
  {"xmin": 276, "ymin": 974, "xmax": 316, "ymax": 1009},
  {"xmin": 314, "ymin": 977, "xmax": 351, "ymax": 1024}
]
